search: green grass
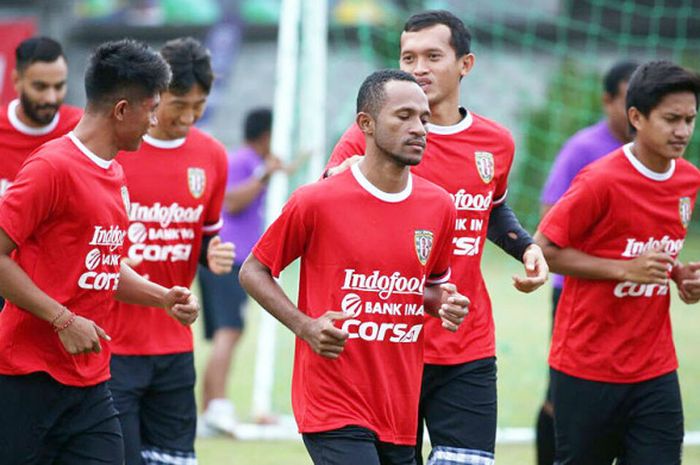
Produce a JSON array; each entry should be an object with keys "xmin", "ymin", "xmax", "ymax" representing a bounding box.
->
[{"xmin": 193, "ymin": 233, "xmax": 700, "ymax": 464}]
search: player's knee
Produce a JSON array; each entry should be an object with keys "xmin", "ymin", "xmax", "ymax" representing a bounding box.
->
[
  {"xmin": 427, "ymin": 446, "xmax": 494, "ymax": 465},
  {"xmin": 141, "ymin": 446, "xmax": 196, "ymax": 465}
]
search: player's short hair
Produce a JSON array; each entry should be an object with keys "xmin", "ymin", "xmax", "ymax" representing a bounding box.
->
[
  {"xmin": 160, "ymin": 37, "xmax": 214, "ymax": 96},
  {"xmin": 84, "ymin": 39, "xmax": 171, "ymax": 109},
  {"xmin": 357, "ymin": 69, "xmax": 418, "ymax": 118},
  {"xmin": 244, "ymin": 108, "xmax": 272, "ymax": 141},
  {"xmin": 626, "ymin": 61, "xmax": 700, "ymax": 117},
  {"xmin": 15, "ymin": 37, "xmax": 65, "ymax": 73},
  {"xmin": 403, "ymin": 10, "xmax": 471, "ymax": 57},
  {"xmin": 603, "ymin": 60, "xmax": 639, "ymax": 96}
]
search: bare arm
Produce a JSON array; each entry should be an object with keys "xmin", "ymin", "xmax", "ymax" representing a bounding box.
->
[
  {"xmin": 239, "ymin": 253, "xmax": 349, "ymax": 359},
  {"xmin": 534, "ymin": 230, "xmax": 672, "ymax": 283},
  {"xmin": 423, "ymin": 282, "xmax": 470, "ymax": 332},
  {"xmin": 224, "ymin": 157, "xmax": 283, "ymax": 214}
]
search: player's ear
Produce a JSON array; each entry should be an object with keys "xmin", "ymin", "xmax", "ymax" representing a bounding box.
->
[
  {"xmin": 113, "ymin": 99, "xmax": 129, "ymax": 121},
  {"xmin": 356, "ymin": 112, "xmax": 374, "ymax": 135},
  {"xmin": 627, "ymin": 106, "xmax": 643, "ymax": 132},
  {"xmin": 459, "ymin": 53, "xmax": 475, "ymax": 78}
]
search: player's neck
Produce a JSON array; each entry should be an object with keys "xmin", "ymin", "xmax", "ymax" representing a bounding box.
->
[
  {"xmin": 428, "ymin": 97, "xmax": 463, "ymax": 127},
  {"xmin": 629, "ymin": 141, "xmax": 672, "ymax": 173},
  {"xmin": 359, "ymin": 152, "xmax": 411, "ymax": 194},
  {"xmin": 72, "ymin": 117, "xmax": 119, "ymax": 161}
]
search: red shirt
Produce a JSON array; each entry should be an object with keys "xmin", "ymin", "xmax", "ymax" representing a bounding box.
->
[
  {"xmin": 539, "ymin": 144, "xmax": 700, "ymax": 383},
  {"xmin": 0, "ymin": 133, "xmax": 129, "ymax": 386},
  {"xmin": 0, "ymin": 100, "xmax": 82, "ymax": 195},
  {"xmin": 327, "ymin": 111, "xmax": 515, "ymax": 365},
  {"xmin": 253, "ymin": 164, "xmax": 455, "ymax": 445},
  {"xmin": 106, "ymin": 128, "xmax": 227, "ymax": 355}
]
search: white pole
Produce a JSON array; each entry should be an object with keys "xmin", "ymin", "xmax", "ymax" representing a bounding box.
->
[
  {"xmin": 301, "ymin": 0, "xmax": 328, "ymax": 181},
  {"xmin": 252, "ymin": 0, "xmax": 301, "ymax": 421}
]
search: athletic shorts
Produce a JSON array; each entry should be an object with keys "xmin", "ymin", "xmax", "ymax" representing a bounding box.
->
[
  {"xmin": 302, "ymin": 425, "xmax": 416, "ymax": 465},
  {"xmin": 109, "ymin": 352, "xmax": 196, "ymax": 465},
  {"xmin": 551, "ymin": 368, "xmax": 683, "ymax": 465},
  {"xmin": 0, "ymin": 372, "xmax": 123, "ymax": 465},
  {"xmin": 198, "ymin": 263, "xmax": 246, "ymax": 339},
  {"xmin": 417, "ymin": 357, "xmax": 497, "ymax": 465}
]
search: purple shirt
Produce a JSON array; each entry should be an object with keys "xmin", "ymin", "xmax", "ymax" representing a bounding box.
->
[
  {"xmin": 219, "ymin": 145, "xmax": 266, "ymax": 265},
  {"xmin": 540, "ymin": 120, "xmax": 624, "ymax": 288}
]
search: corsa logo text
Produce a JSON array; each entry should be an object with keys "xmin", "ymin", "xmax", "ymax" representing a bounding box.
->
[
  {"xmin": 340, "ymin": 320, "xmax": 423, "ymax": 343},
  {"xmin": 78, "ymin": 271, "xmax": 120, "ymax": 290},
  {"xmin": 613, "ymin": 282, "xmax": 669, "ymax": 298}
]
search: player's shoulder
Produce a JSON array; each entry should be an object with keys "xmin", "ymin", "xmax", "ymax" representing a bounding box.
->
[
  {"xmin": 470, "ymin": 111, "xmax": 514, "ymax": 142},
  {"xmin": 412, "ymin": 174, "xmax": 453, "ymax": 206},
  {"xmin": 59, "ymin": 104, "xmax": 83, "ymax": 122},
  {"xmin": 22, "ymin": 135, "xmax": 76, "ymax": 172},
  {"xmin": 187, "ymin": 127, "xmax": 226, "ymax": 153},
  {"xmin": 675, "ymin": 157, "xmax": 700, "ymax": 181}
]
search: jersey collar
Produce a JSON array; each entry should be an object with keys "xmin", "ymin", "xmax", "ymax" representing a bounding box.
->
[
  {"xmin": 8, "ymin": 99, "xmax": 60, "ymax": 136},
  {"xmin": 425, "ymin": 107, "xmax": 473, "ymax": 135},
  {"xmin": 67, "ymin": 132, "xmax": 112, "ymax": 169},
  {"xmin": 623, "ymin": 142, "xmax": 675, "ymax": 182},
  {"xmin": 351, "ymin": 161, "xmax": 412, "ymax": 203},
  {"xmin": 143, "ymin": 133, "xmax": 187, "ymax": 149}
]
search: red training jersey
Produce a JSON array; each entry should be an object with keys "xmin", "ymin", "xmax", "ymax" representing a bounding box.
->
[
  {"xmin": 253, "ymin": 164, "xmax": 456, "ymax": 445},
  {"xmin": 326, "ymin": 110, "xmax": 515, "ymax": 365},
  {"xmin": 0, "ymin": 100, "xmax": 82, "ymax": 195},
  {"xmin": 539, "ymin": 144, "xmax": 700, "ymax": 383},
  {"xmin": 105, "ymin": 128, "xmax": 227, "ymax": 355},
  {"xmin": 0, "ymin": 133, "xmax": 129, "ymax": 386}
]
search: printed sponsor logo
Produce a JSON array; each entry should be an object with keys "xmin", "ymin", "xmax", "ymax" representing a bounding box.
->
[
  {"xmin": 128, "ymin": 222, "xmax": 148, "ymax": 244},
  {"xmin": 341, "ymin": 293, "xmax": 363, "ymax": 318},
  {"xmin": 188, "ymin": 167, "xmax": 206, "ymax": 199},
  {"xmin": 453, "ymin": 236, "xmax": 481, "ymax": 256},
  {"xmin": 129, "ymin": 202, "xmax": 204, "ymax": 228},
  {"xmin": 89, "ymin": 225, "xmax": 126, "ymax": 252},
  {"xmin": 78, "ymin": 272, "xmax": 120, "ymax": 291},
  {"xmin": 340, "ymin": 320, "xmax": 423, "ymax": 343},
  {"xmin": 679, "ymin": 197, "xmax": 692, "ymax": 229},
  {"xmin": 613, "ymin": 282, "xmax": 669, "ymax": 298},
  {"xmin": 474, "ymin": 151, "xmax": 495, "ymax": 183},
  {"xmin": 128, "ymin": 243, "xmax": 192, "ymax": 262},
  {"xmin": 414, "ymin": 230, "xmax": 434, "ymax": 266},
  {"xmin": 450, "ymin": 189, "xmax": 493, "ymax": 212},
  {"xmin": 620, "ymin": 235, "xmax": 684, "ymax": 258},
  {"xmin": 84, "ymin": 248, "xmax": 102, "ymax": 271},
  {"xmin": 341, "ymin": 269, "xmax": 425, "ymax": 300}
]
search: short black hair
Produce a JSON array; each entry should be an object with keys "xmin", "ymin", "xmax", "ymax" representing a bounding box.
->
[
  {"xmin": 15, "ymin": 36, "xmax": 65, "ymax": 73},
  {"xmin": 356, "ymin": 69, "xmax": 418, "ymax": 118},
  {"xmin": 403, "ymin": 10, "xmax": 471, "ymax": 57},
  {"xmin": 603, "ymin": 60, "xmax": 639, "ymax": 96},
  {"xmin": 84, "ymin": 39, "xmax": 171, "ymax": 109},
  {"xmin": 160, "ymin": 37, "xmax": 214, "ymax": 95},
  {"xmin": 626, "ymin": 61, "xmax": 700, "ymax": 116},
  {"xmin": 244, "ymin": 108, "xmax": 272, "ymax": 141}
]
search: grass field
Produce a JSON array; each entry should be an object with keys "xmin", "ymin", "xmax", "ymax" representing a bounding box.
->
[{"xmin": 192, "ymin": 233, "xmax": 700, "ymax": 464}]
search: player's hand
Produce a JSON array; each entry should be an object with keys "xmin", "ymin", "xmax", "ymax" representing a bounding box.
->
[
  {"xmin": 438, "ymin": 283, "xmax": 470, "ymax": 332},
  {"xmin": 58, "ymin": 314, "xmax": 111, "ymax": 355},
  {"xmin": 513, "ymin": 244, "xmax": 549, "ymax": 293},
  {"xmin": 325, "ymin": 155, "xmax": 363, "ymax": 178},
  {"xmin": 621, "ymin": 249, "xmax": 674, "ymax": 284},
  {"xmin": 163, "ymin": 286, "xmax": 199, "ymax": 326},
  {"xmin": 299, "ymin": 311, "xmax": 350, "ymax": 359},
  {"xmin": 207, "ymin": 235, "xmax": 235, "ymax": 275},
  {"xmin": 673, "ymin": 261, "xmax": 700, "ymax": 304}
]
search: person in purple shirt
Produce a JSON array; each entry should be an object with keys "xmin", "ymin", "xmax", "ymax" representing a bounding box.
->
[
  {"xmin": 535, "ymin": 60, "xmax": 639, "ymax": 465},
  {"xmin": 198, "ymin": 108, "xmax": 283, "ymax": 436}
]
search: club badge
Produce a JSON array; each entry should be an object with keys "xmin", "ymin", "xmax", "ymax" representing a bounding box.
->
[
  {"xmin": 414, "ymin": 230, "xmax": 434, "ymax": 266},
  {"xmin": 188, "ymin": 167, "xmax": 206, "ymax": 199},
  {"xmin": 679, "ymin": 197, "xmax": 692, "ymax": 229},
  {"xmin": 474, "ymin": 151, "xmax": 495, "ymax": 184}
]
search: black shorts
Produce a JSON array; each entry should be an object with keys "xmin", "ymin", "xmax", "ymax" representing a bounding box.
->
[
  {"xmin": 551, "ymin": 368, "xmax": 683, "ymax": 465},
  {"xmin": 417, "ymin": 357, "xmax": 497, "ymax": 465},
  {"xmin": 0, "ymin": 372, "xmax": 123, "ymax": 465},
  {"xmin": 109, "ymin": 353, "xmax": 196, "ymax": 465},
  {"xmin": 302, "ymin": 425, "xmax": 416, "ymax": 465},
  {"xmin": 198, "ymin": 263, "xmax": 246, "ymax": 339}
]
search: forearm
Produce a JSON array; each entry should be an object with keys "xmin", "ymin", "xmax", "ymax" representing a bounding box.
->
[
  {"xmin": 224, "ymin": 179, "xmax": 265, "ymax": 214},
  {"xmin": 239, "ymin": 255, "xmax": 310, "ymax": 336},
  {"xmin": 487, "ymin": 203, "xmax": 534, "ymax": 262},
  {"xmin": 0, "ymin": 256, "xmax": 64, "ymax": 321},
  {"xmin": 423, "ymin": 284, "xmax": 441, "ymax": 317},
  {"xmin": 534, "ymin": 231, "xmax": 625, "ymax": 280},
  {"xmin": 114, "ymin": 263, "xmax": 168, "ymax": 308}
]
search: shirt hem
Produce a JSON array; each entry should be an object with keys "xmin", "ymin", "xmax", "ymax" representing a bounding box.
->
[
  {"xmin": 298, "ymin": 421, "xmax": 417, "ymax": 446},
  {"xmin": 424, "ymin": 349, "xmax": 496, "ymax": 366},
  {"xmin": 0, "ymin": 367, "xmax": 110, "ymax": 387},
  {"xmin": 549, "ymin": 361, "xmax": 679, "ymax": 384}
]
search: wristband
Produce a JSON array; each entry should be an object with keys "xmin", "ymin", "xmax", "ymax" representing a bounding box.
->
[
  {"xmin": 54, "ymin": 314, "xmax": 77, "ymax": 333},
  {"xmin": 50, "ymin": 307, "xmax": 68, "ymax": 327}
]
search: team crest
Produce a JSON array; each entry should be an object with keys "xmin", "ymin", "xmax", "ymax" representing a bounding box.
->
[
  {"xmin": 414, "ymin": 230, "xmax": 434, "ymax": 266},
  {"xmin": 474, "ymin": 151, "xmax": 495, "ymax": 184},
  {"xmin": 187, "ymin": 167, "xmax": 206, "ymax": 199},
  {"xmin": 121, "ymin": 186, "xmax": 131, "ymax": 215},
  {"xmin": 679, "ymin": 197, "xmax": 692, "ymax": 229}
]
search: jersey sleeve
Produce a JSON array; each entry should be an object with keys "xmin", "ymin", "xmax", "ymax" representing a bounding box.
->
[
  {"xmin": 202, "ymin": 143, "xmax": 228, "ymax": 236},
  {"xmin": 493, "ymin": 130, "xmax": 515, "ymax": 206},
  {"xmin": 426, "ymin": 199, "xmax": 457, "ymax": 285},
  {"xmin": 0, "ymin": 156, "xmax": 61, "ymax": 246},
  {"xmin": 252, "ymin": 191, "xmax": 309, "ymax": 277},
  {"xmin": 538, "ymin": 172, "xmax": 603, "ymax": 249},
  {"xmin": 323, "ymin": 123, "xmax": 366, "ymax": 176}
]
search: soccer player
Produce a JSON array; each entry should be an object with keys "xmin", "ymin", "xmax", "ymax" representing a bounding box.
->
[
  {"xmin": 535, "ymin": 59, "xmax": 638, "ymax": 465},
  {"xmin": 105, "ymin": 37, "xmax": 233, "ymax": 465},
  {"xmin": 198, "ymin": 107, "xmax": 282, "ymax": 435},
  {"xmin": 240, "ymin": 69, "xmax": 470, "ymax": 465},
  {"xmin": 535, "ymin": 60, "xmax": 700, "ymax": 465},
  {"xmin": 324, "ymin": 10, "xmax": 548, "ymax": 464},
  {"xmin": 0, "ymin": 39, "xmax": 198, "ymax": 465}
]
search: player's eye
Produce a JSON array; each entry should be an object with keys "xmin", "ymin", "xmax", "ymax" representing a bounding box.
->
[{"xmin": 401, "ymin": 55, "xmax": 414, "ymax": 63}]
